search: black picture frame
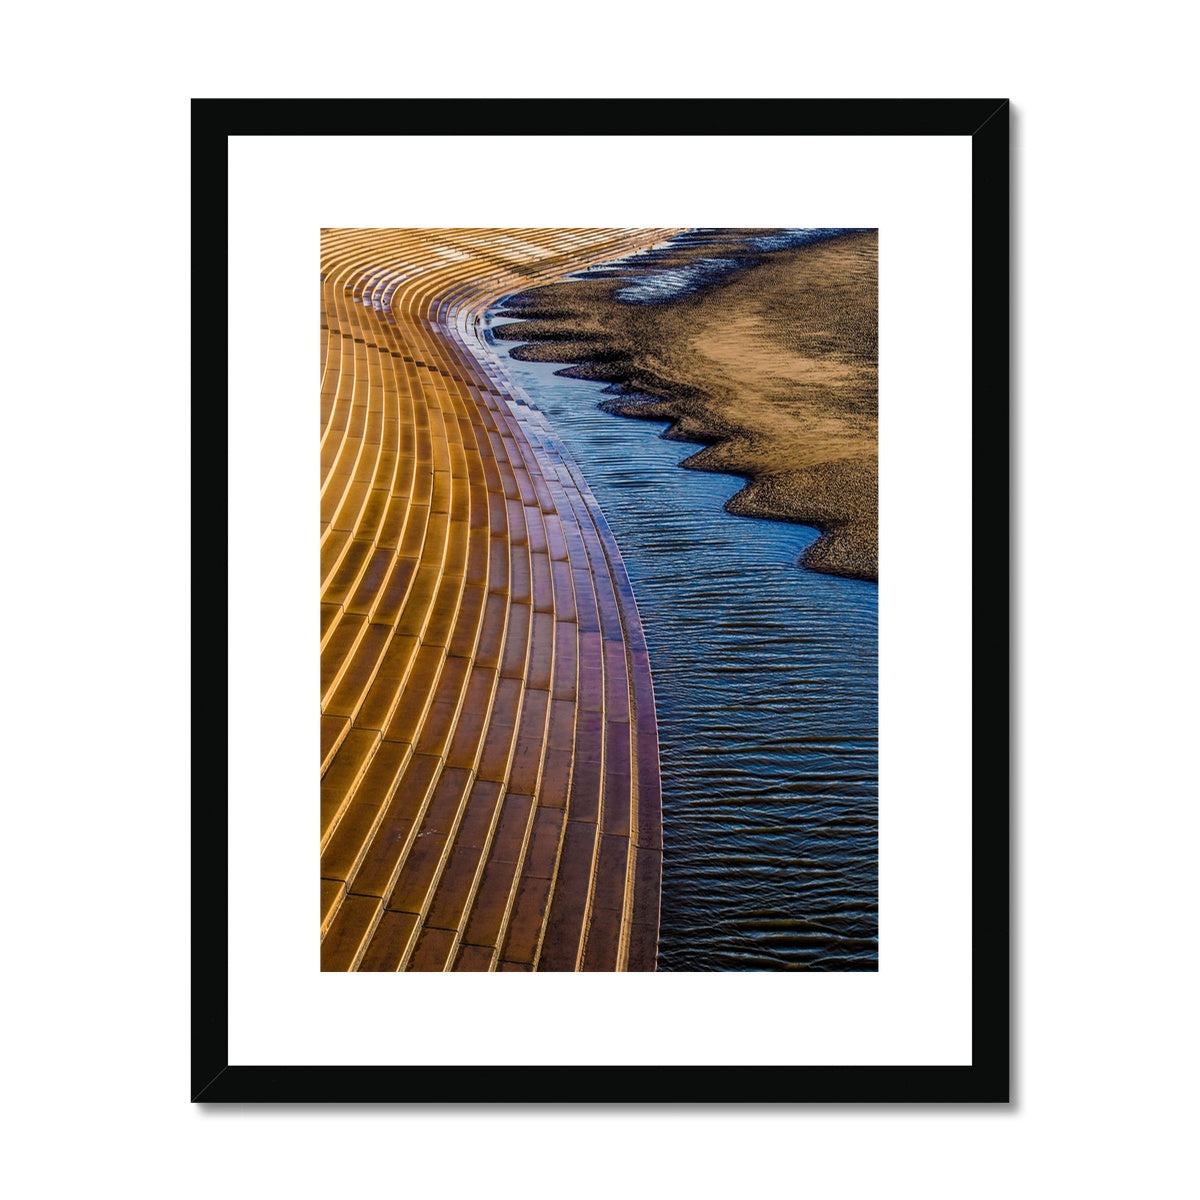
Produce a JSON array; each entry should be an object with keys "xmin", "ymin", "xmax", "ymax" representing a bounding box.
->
[{"xmin": 193, "ymin": 97, "xmax": 1010, "ymax": 1104}]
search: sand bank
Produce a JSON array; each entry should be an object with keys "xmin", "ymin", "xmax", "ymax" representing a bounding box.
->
[{"xmin": 494, "ymin": 230, "xmax": 878, "ymax": 581}]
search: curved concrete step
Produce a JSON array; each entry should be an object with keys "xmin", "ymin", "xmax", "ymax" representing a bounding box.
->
[{"xmin": 316, "ymin": 228, "xmax": 675, "ymax": 971}]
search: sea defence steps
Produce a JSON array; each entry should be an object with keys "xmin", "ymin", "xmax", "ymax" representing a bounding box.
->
[{"xmin": 319, "ymin": 228, "xmax": 679, "ymax": 971}]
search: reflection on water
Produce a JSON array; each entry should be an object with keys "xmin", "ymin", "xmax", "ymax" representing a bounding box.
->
[{"xmin": 482, "ymin": 306, "xmax": 878, "ymax": 971}]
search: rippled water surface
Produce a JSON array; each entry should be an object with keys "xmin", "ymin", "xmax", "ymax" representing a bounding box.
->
[{"xmin": 483, "ymin": 293, "xmax": 878, "ymax": 971}]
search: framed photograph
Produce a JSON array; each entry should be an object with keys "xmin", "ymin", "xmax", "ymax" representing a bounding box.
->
[{"xmin": 194, "ymin": 98, "xmax": 1009, "ymax": 1102}]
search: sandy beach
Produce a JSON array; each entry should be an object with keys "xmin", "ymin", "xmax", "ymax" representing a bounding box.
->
[{"xmin": 494, "ymin": 230, "xmax": 879, "ymax": 580}]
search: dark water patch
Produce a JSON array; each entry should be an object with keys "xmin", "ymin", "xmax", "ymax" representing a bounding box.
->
[{"xmin": 508, "ymin": 340, "xmax": 628, "ymax": 364}]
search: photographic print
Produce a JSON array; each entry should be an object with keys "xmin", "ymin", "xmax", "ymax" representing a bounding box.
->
[
  {"xmin": 319, "ymin": 227, "xmax": 878, "ymax": 972},
  {"xmin": 199, "ymin": 97, "xmax": 1008, "ymax": 1101}
]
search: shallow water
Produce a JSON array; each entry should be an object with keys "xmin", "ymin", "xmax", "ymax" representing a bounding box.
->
[{"xmin": 482, "ymin": 272, "xmax": 878, "ymax": 971}]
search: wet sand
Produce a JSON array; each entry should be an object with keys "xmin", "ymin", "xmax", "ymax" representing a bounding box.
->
[{"xmin": 493, "ymin": 230, "xmax": 878, "ymax": 580}]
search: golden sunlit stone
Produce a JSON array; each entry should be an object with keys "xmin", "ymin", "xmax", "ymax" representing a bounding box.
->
[{"xmin": 319, "ymin": 229, "xmax": 677, "ymax": 971}]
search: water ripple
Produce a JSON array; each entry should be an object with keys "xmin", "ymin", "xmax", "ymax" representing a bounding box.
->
[{"xmin": 484, "ymin": 286, "xmax": 878, "ymax": 971}]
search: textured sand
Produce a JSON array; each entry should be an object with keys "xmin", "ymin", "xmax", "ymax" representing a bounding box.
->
[{"xmin": 495, "ymin": 230, "xmax": 878, "ymax": 581}]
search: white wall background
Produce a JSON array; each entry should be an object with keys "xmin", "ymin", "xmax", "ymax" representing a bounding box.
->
[{"xmin": 2, "ymin": 4, "xmax": 1194, "ymax": 1197}]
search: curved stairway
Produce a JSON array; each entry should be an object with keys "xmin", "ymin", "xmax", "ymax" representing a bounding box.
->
[{"xmin": 319, "ymin": 227, "xmax": 678, "ymax": 971}]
